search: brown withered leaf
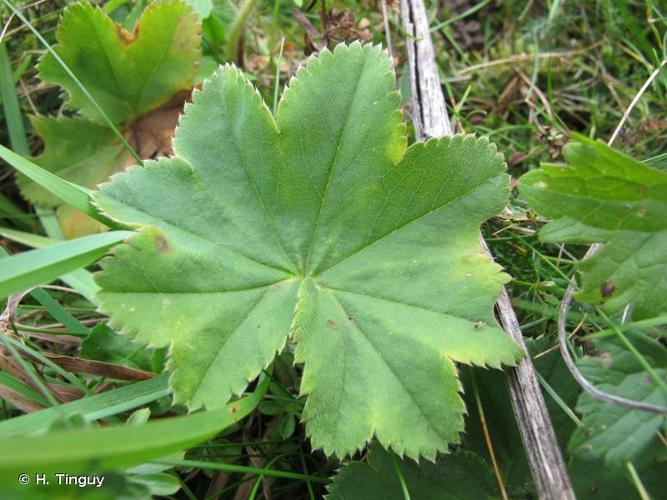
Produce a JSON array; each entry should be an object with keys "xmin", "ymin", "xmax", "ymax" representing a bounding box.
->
[
  {"xmin": 48, "ymin": 383, "xmax": 85, "ymax": 403},
  {"xmin": 39, "ymin": 353, "xmax": 156, "ymax": 381},
  {"xmin": 0, "ymin": 385, "xmax": 44, "ymax": 412},
  {"xmin": 126, "ymin": 88, "xmax": 194, "ymax": 159}
]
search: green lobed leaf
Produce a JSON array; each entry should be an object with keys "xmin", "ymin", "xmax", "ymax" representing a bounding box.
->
[
  {"xmin": 519, "ymin": 135, "xmax": 667, "ymax": 319},
  {"xmin": 93, "ymin": 43, "xmax": 523, "ymax": 459},
  {"xmin": 327, "ymin": 446, "xmax": 499, "ymax": 499},
  {"xmin": 568, "ymin": 332, "xmax": 667, "ymax": 465},
  {"xmin": 38, "ymin": 0, "xmax": 200, "ymax": 125},
  {"xmin": 17, "ymin": 1, "xmax": 202, "ymax": 237},
  {"xmin": 81, "ymin": 323, "xmax": 159, "ymax": 372},
  {"xmin": 18, "ymin": 116, "xmax": 131, "ymax": 208}
]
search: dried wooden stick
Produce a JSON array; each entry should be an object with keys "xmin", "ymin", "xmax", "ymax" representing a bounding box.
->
[
  {"xmin": 400, "ymin": 0, "xmax": 452, "ymax": 139},
  {"xmin": 398, "ymin": 1, "xmax": 574, "ymax": 498}
]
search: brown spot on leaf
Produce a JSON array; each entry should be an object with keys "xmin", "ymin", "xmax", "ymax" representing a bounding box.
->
[
  {"xmin": 230, "ymin": 405, "xmax": 239, "ymax": 414},
  {"xmin": 600, "ymin": 352, "xmax": 613, "ymax": 368},
  {"xmin": 155, "ymin": 235, "xmax": 171, "ymax": 253},
  {"xmin": 600, "ymin": 281, "xmax": 615, "ymax": 297},
  {"xmin": 327, "ymin": 320, "xmax": 339, "ymax": 330},
  {"xmin": 116, "ymin": 25, "xmax": 137, "ymax": 44}
]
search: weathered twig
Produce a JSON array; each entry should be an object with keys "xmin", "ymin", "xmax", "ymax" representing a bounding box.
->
[
  {"xmin": 399, "ymin": 1, "xmax": 575, "ymax": 498},
  {"xmin": 380, "ymin": 0, "xmax": 393, "ymax": 58},
  {"xmin": 400, "ymin": 0, "xmax": 452, "ymax": 139}
]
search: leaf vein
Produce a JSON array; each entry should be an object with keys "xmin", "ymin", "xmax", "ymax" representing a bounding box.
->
[
  {"xmin": 302, "ymin": 55, "xmax": 370, "ymax": 273},
  {"xmin": 323, "ymin": 174, "xmax": 499, "ymax": 275},
  {"xmin": 328, "ymin": 290, "xmax": 453, "ymax": 444}
]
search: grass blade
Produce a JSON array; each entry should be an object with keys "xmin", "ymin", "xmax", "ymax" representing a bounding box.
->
[
  {"xmin": 0, "ymin": 375, "xmax": 268, "ymax": 482},
  {"xmin": 0, "ymin": 230, "xmax": 132, "ymax": 298},
  {"xmin": 0, "ymin": 144, "xmax": 99, "ymax": 218},
  {"xmin": 0, "ymin": 244, "xmax": 89, "ymax": 334},
  {"xmin": 56, "ymin": 268, "xmax": 99, "ymax": 305},
  {"xmin": 0, "ymin": 42, "xmax": 33, "ymax": 229},
  {"xmin": 29, "ymin": 286, "xmax": 90, "ymax": 335},
  {"xmin": 0, "ymin": 371, "xmax": 50, "ymax": 407},
  {"xmin": 0, "ymin": 193, "xmax": 29, "ymax": 228},
  {"xmin": 0, "ymin": 226, "xmax": 54, "ymax": 248},
  {"xmin": 225, "ymin": 0, "xmax": 259, "ymax": 64},
  {"xmin": 34, "ymin": 205, "xmax": 64, "ymax": 239},
  {"xmin": 0, "ymin": 226, "xmax": 100, "ymax": 303},
  {"xmin": 0, "ymin": 42, "xmax": 29, "ymax": 154},
  {"xmin": 0, "ymin": 374, "xmax": 170, "ymax": 437},
  {"xmin": 1, "ymin": 42, "xmax": 73, "ymax": 238},
  {"xmin": 159, "ymin": 458, "xmax": 329, "ymax": 484}
]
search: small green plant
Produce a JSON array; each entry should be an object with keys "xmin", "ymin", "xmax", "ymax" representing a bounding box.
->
[
  {"xmin": 519, "ymin": 136, "xmax": 667, "ymax": 320},
  {"xmin": 93, "ymin": 43, "xmax": 522, "ymax": 459}
]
